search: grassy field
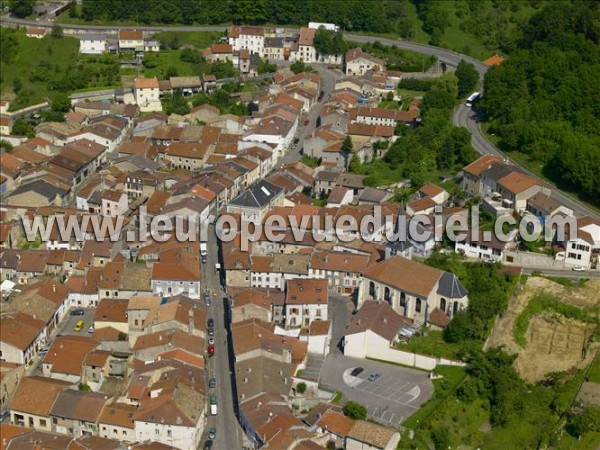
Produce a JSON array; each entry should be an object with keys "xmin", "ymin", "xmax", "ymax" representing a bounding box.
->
[
  {"xmin": 396, "ymin": 329, "xmax": 463, "ymax": 360},
  {"xmin": 142, "ymin": 50, "xmax": 211, "ymax": 78},
  {"xmin": 403, "ymin": 365, "xmax": 467, "ymax": 429},
  {"xmin": 1, "ymin": 30, "xmax": 76, "ymax": 106},
  {"xmin": 589, "ymin": 353, "xmax": 600, "ymax": 384},
  {"xmin": 377, "ymin": 100, "xmax": 401, "ymax": 110}
]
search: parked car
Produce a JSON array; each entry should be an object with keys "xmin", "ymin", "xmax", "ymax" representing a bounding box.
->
[
  {"xmin": 87, "ymin": 325, "xmax": 95, "ymax": 333},
  {"xmin": 350, "ymin": 367, "xmax": 364, "ymax": 377},
  {"xmin": 208, "ymin": 336, "xmax": 215, "ymax": 345},
  {"xmin": 572, "ymin": 266, "xmax": 586, "ymax": 272},
  {"xmin": 74, "ymin": 320, "xmax": 84, "ymax": 332},
  {"xmin": 208, "ymin": 327, "xmax": 214, "ymax": 337},
  {"xmin": 204, "ymin": 440, "xmax": 213, "ymax": 450},
  {"xmin": 368, "ymin": 373, "xmax": 381, "ymax": 382},
  {"xmin": 209, "ymin": 378, "xmax": 216, "ymax": 388},
  {"xmin": 208, "ymin": 345, "xmax": 215, "ymax": 356},
  {"xmin": 204, "ymin": 291, "xmax": 211, "ymax": 306},
  {"xmin": 207, "ymin": 318, "xmax": 214, "ymax": 328},
  {"xmin": 70, "ymin": 309, "xmax": 84, "ymax": 316},
  {"xmin": 208, "ymin": 428, "xmax": 216, "ymax": 440}
]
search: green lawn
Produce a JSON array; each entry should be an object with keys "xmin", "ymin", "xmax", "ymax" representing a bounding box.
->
[
  {"xmin": 142, "ymin": 50, "xmax": 212, "ymax": 79},
  {"xmin": 377, "ymin": 100, "xmax": 401, "ymax": 110},
  {"xmin": 396, "ymin": 329, "xmax": 463, "ymax": 360}
]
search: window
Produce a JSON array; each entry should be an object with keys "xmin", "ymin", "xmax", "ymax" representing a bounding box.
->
[
  {"xmin": 416, "ymin": 298, "xmax": 422, "ymax": 313},
  {"xmin": 167, "ymin": 430, "xmax": 172, "ymax": 438},
  {"xmin": 39, "ymin": 419, "xmax": 47, "ymax": 427},
  {"xmin": 440, "ymin": 298, "xmax": 447, "ymax": 311},
  {"xmin": 155, "ymin": 429, "xmax": 159, "ymax": 436}
]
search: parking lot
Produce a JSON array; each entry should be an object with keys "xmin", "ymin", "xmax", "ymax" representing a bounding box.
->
[
  {"xmin": 58, "ymin": 308, "xmax": 96, "ymax": 336},
  {"xmin": 320, "ymin": 353, "xmax": 433, "ymax": 426}
]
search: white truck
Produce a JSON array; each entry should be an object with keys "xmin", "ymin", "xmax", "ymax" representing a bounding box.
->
[{"xmin": 200, "ymin": 242, "xmax": 208, "ymax": 264}]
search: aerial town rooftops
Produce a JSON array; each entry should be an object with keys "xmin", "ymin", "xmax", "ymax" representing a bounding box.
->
[{"xmin": 134, "ymin": 77, "xmax": 159, "ymax": 90}]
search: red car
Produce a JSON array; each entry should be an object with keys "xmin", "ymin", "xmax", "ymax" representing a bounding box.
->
[
  {"xmin": 304, "ymin": 119, "xmax": 310, "ymax": 126},
  {"xmin": 207, "ymin": 345, "xmax": 215, "ymax": 357}
]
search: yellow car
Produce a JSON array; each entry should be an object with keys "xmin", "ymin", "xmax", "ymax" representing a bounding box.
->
[{"xmin": 74, "ymin": 320, "xmax": 84, "ymax": 332}]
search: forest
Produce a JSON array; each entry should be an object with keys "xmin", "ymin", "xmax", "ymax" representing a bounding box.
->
[{"xmin": 480, "ymin": 0, "xmax": 600, "ymax": 203}]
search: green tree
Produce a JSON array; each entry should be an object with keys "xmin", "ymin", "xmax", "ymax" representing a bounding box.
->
[
  {"xmin": 11, "ymin": 119, "xmax": 34, "ymax": 137},
  {"xmin": 342, "ymin": 135, "xmax": 353, "ymax": 153},
  {"xmin": 290, "ymin": 60, "xmax": 307, "ymax": 74},
  {"xmin": 162, "ymin": 92, "xmax": 191, "ymax": 115},
  {"xmin": 68, "ymin": 2, "xmax": 78, "ymax": 18},
  {"xmin": 51, "ymin": 24, "xmax": 64, "ymax": 39},
  {"xmin": 296, "ymin": 382, "xmax": 307, "ymax": 394},
  {"xmin": 9, "ymin": 0, "xmax": 34, "ymax": 18},
  {"xmin": 455, "ymin": 60, "xmax": 479, "ymax": 98},
  {"xmin": 343, "ymin": 401, "xmax": 367, "ymax": 420},
  {"xmin": 568, "ymin": 407, "xmax": 600, "ymax": 437},
  {"xmin": 313, "ymin": 28, "xmax": 344, "ymax": 56},
  {"xmin": 257, "ymin": 58, "xmax": 277, "ymax": 74},
  {"xmin": 51, "ymin": 93, "xmax": 71, "ymax": 112},
  {"xmin": 348, "ymin": 154, "xmax": 361, "ymax": 172},
  {"xmin": 78, "ymin": 383, "xmax": 91, "ymax": 392}
]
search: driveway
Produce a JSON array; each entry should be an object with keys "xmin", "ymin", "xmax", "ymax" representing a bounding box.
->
[{"xmin": 320, "ymin": 353, "xmax": 433, "ymax": 426}]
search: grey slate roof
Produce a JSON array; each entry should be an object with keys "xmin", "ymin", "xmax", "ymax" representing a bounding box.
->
[
  {"xmin": 437, "ymin": 272, "xmax": 468, "ymax": 299},
  {"xmin": 229, "ymin": 179, "xmax": 283, "ymax": 209},
  {"xmin": 8, "ymin": 180, "xmax": 68, "ymax": 201}
]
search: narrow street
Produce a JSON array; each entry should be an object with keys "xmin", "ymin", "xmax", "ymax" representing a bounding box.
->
[
  {"xmin": 279, "ymin": 64, "xmax": 342, "ymax": 166},
  {"xmin": 199, "ymin": 224, "xmax": 244, "ymax": 450}
]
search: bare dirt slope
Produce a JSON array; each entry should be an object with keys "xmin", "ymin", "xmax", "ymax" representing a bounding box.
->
[{"xmin": 486, "ymin": 277, "xmax": 600, "ymax": 382}]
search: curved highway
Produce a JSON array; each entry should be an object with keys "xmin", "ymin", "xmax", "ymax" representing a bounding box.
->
[{"xmin": 1, "ymin": 16, "xmax": 597, "ymax": 219}]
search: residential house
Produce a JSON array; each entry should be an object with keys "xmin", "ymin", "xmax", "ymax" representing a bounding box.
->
[
  {"xmin": 133, "ymin": 383, "xmax": 205, "ymax": 450},
  {"xmin": 133, "ymin": 78, "xmax": 162, "ymax": 113},
  {"xmin": 228, "ymin": 26, "xmax": 266, "ymax": 55},
  {"xmin": 9, "ymin": 376, "xmax": 70, "ymax": 431},
  {"xmin": 227, "ymin": 179, "xmax": 284, "ymax": 223},
  {"xmin": 0, "ymin": 312, "xmax": 46, "ymax": 365},
  {"xmin": 118, "ymin": 29, "xmax": 144, "ymax": 51},
  {"xmin": 41, "ymin": 335, "xmax": 98, "ymax": 383},
  {"xmin": 79, "ymin": 34, "xmax": 107, "ymax": 54},
  {"xmin": 98, "ymin": 402, "xmax": 137, "ymax": 443},
  {"xmin": 350, "ymin": 106, "xmax": 419, "ymax": 127},
  {"xmin": 455, "ymin": 231, "xmax": 514, "ymax": 263},
  {"xmin": 284, "ymin": 278, "xmax": 329, "ymax": 328},
  {"xmin": 50, "ymin": 389, "xmax": 108, "ymax": 438},
  {"xmin": 343, "ymin": 300, "xmax": 411, "ymax": 359},
  {"xmin": 345, "ymin": 47, "xmax": 386, "ymax": 76},
  {"xmin": 101, "ymin": 189, "xmax": 128, "ymax": 217},
  {"xmin": 164, "ymin": 142, "xmax": 210, "ymax": 171}
]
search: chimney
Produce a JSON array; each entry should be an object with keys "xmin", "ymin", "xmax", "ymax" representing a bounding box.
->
[
  {"xmin": 383, "ymin": 317, "xmax": 387, "ymax": 324},
  {"xmin": 159, "ymin": 334, "xmax": 163, "ymax": 341},
  {"xmin": 52, "ymin": 284, "xmax": 56, "ymax": 293}
]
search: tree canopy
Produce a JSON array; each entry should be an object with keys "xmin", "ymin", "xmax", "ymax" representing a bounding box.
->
[
  {"xmin": 9, "ymin": 0, "xmax": 34, "ymax": 18},
  {"xmin": 313, "ymin": 28, "xmax": 345, "ymax": 56},
  {"xmin": 480, "ymin": 0, "xmax": 600, "ymax": 203}
]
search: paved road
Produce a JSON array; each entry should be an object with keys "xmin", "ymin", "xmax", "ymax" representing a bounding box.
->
[
  {"xmin": 328, "ymin": 295, "xmax": 354, "ymax": 355},
  {"xmin": 522, "ymin": 268, "xmax": 600, "ymax": 280},
  {"xmin": 200, "ymin": 225, "xmax": 243, "ymax": 450},
  {"xmin": 279, "ymin": 64, "xmax": 341, "ymax": 166}
]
